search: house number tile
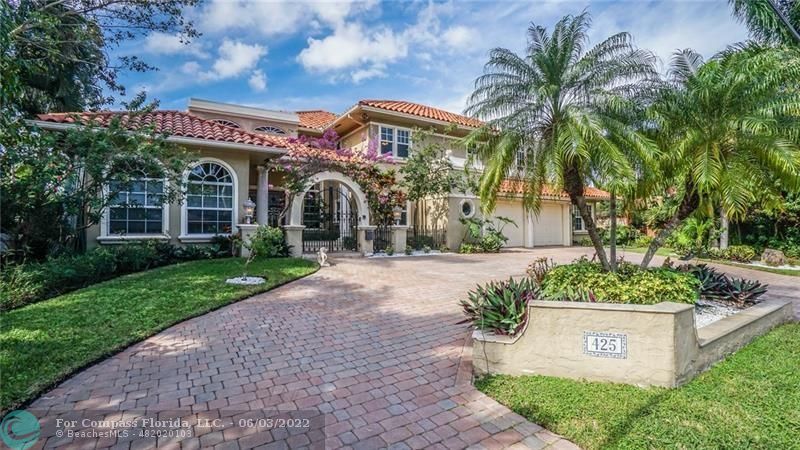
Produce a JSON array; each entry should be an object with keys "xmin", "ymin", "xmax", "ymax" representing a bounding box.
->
[{"xmin": 583, "ymin": 331, "xmax": 627, "ymax": 359}]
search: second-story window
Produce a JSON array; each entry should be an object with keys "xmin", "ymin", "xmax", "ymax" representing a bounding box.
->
[
  {"xmin": 380, "ymin": 126, "xmax": 394, "ymax": 155},
  {"xmin": 379, "ymin": 126, "xmax": 411, "ymax": 158},
  {"xmin": 397, "ymin": 130, "xmax": 410, "ymax": 158}
]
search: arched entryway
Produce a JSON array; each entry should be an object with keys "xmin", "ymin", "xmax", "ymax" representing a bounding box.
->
[{"xmin": 287, "ymin": 171, "xmax": 370, "ymax": 253}]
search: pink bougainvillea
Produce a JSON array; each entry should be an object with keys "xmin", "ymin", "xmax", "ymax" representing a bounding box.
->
[{"xmin": 268, "ymin": 129, "xmax": 404, "ymax": 224}]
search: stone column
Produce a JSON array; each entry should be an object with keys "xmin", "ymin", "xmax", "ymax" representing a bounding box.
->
[
  {"xmin": 238, "ymin": 224, "xmax": 259, "ymax": 258},
  {"xmin": 283, "ymin": 225, "xmax": 305, "ymax": 257},
  {"xmin": 358, "ymin": 225, "xmax": 377, "ymax": 256},
  {"xmin": 562, "ymin": 203, "xmax": 572, "ymax": 246},
  {"xmin": 256, "ymin": 165, "xmax": 269, "ymax": 226},
  {"xmin": 391, "ymin": 225, "xmax": 409, "ymax": 252}
]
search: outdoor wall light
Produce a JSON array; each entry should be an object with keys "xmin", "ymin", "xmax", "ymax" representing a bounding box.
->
[
  {"xmin": 392, "ymin": 205, "xmax": 403, "ymax": 225},
  {"xmin": 243, "ymin": 197, "xmax": 256, "ymax": 224}
]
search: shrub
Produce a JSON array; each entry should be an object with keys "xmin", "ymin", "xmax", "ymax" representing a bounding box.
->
[
  {"xmin": 479, "ymin": 231, "xmax": 506, "ymax": 252},
  {"xmin": 247, "ymin": 226, "xmax": 289, "ymax": 258},
  {"xmin": 725, "ymin": 245, "xmax": 756, "ymax": 262},
  {"xmin": 633, "ymin": 235, "xmax": 653, "ymax": 248},
  {"xmin": 0, "ymin": 241, "xmax": 229, "ymax": 311},
  {"xmin": 540, "ymin": 259, "xmax": 699, "ymax": 304},
  {"xmin": 459, "ymin": 243, "xmax": 482, "ymax": 254},
  {"xmin": 458, "ymin": 277, "xmax": 538, "ymax": 335},
  {"xmin": 385, "ymin": 245, "xmax": 395, "ymax": 256},
  {"xmin": 438, "ymin": 244, "xmax": 450, "ymax": 253},
  {"xmin": 404, "ymin": 245, "xmax": 413, "ymax": 255},
  {"xmin": 601, "ymin": 225, "xmax": 641, "ymax": 245},
  {"xmin": 526, "ymin": 257, "xmax": 557, "ymax": 284},
  {"xmin": 579, "ymin": 237, "xmax": 593, "ymax": 247},
  {"xmin": 423, "ymin": 245, "xmax": 432, "ymax": 254}
]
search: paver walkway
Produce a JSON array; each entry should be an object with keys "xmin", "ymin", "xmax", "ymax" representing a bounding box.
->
[{"xmin": 28, "ymin": 248, "xmax": 798, "ymax": 449}]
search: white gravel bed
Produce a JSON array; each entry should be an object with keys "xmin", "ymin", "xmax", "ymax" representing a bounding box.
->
[
  {"xmin": 694, "ymin": 300, "xmax": 742, "ymax": 328},
  {"xmin": 740, "ymin": 261, "xmax": 800, "ymax": 271},
  {"xmin": 225, "ymin": 276, "xmax": 266, "ymax": 285}
]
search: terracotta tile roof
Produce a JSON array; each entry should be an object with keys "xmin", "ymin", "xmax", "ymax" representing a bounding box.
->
[
  {"xmin": 499, "ymin": 180, "xmax": 611, "ymax": 200},
  {"xmin": 358, "ymin": 100, "xmax": 484, "ymax": 128},
  {"xmin": 296, "ymin": 110, "xmax": 337, "ymax": 130},
  {"xmin": 36, "ymin": 111, "xmax": 299, "ymax": 150}
]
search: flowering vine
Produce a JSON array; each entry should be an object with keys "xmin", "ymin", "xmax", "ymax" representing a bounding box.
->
[{"xmin": 267, "ymin": 129, "xmax": 406, "ymax": 225}]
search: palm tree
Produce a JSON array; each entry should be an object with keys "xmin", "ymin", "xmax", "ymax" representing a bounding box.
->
[
  {"xmin": 729, "ymin": 0, "xmax": 800, "ymax": 45},
  {"xmin": 464, "ymin": 11, "xmax": 658, "ymax": 271},
  {"xmin": 639, "ymin": 46, "xmax": 800, "ymax": 267}
]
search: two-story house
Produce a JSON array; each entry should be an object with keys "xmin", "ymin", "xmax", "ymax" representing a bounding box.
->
[{"xmin": 33, "ymin": 98, "xmax": 609, "ymax": 256}]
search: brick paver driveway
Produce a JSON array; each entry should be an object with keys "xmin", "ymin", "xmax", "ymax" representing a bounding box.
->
[{"xmin": 29, "ymin": 248, "xmax": 798, "ymax": 449}]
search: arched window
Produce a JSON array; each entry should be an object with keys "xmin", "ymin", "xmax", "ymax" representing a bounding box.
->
[
  {"xmin": 254, "ymin": 125, "xmax": 287, "ymax": 135},
  {"xmin": 185, "ymin": 162, "xmax": 234, "ymax": 235},
  {"xmin": 212, "ymin": 118, "xmax": 241, "ymax": 128},
  {"xmin": 107, "ymin": 171, "xmax": 166, "ymax": 235}
]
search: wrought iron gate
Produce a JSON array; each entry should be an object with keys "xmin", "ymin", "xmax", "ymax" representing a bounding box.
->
[
  {"xmin": 373, "ymin": 221, "xmax": 392, "ymax": 252},
  {"xmin": 302, "ymin": 185, "xmax": 359, "ymax": 253}
]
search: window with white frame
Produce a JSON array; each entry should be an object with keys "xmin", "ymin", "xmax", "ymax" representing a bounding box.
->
[
  {"xmin": 185, "ymin": 162, "xmax": 234, "ymax": 234},
  {"xmin": 396, "ymin": 129, "xmax": 410, "ymax": 158},
  {"xmin": 379, "ymin": 126, "xmax": 411, "ymax": 158},
  {"xmin": 572, "ymin": 204, "xmax": 593, "ymax": 231},
  {"xmin": 108, "ymin": 173, "xmax": 165, "ymax": 235},
  {"xmin": 516, "ymin": 148, "xmax": 526, "ymax": 171}
]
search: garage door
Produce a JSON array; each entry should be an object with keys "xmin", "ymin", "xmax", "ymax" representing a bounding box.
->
[
  {"xmin": 533, "ymin": 203, "xmax": 564, "ymax": 246},
  {"xmin": 493, "ymin": 201, "xmax": 525, "ymax": 247}
]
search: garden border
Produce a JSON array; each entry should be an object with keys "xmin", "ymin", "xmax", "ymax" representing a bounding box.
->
[{"xmin": 472, "ymin": 298, "xmax": 793, "ymax": 387}]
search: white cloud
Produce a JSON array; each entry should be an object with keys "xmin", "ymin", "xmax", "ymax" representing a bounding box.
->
[
  {"xmin": 180, "ymin": 61, "xmax": 201, "ymax": 75},
  {"xmin": 143, "ymin": 32, "xmax": 208, "ymax": 58},
  {"xmin": 442, "ymin": 26, "xmax": 475, "ymax": 49},
  {"xmin": 297, "ymin": 22, "xmax": 407, "ymax": 75},
  {"xmin": 248, "ymin": 70, "xmax": 267, "ymax": 91},
  {"xmin": 198, "ymin": 0, "xmax": 378, "ymax": 37},
  {"xmin": 201, "ymin": 39, "xmax": 267, "ymax": 80},
  {"xmin": 352, "ymin": 65, "xmax": 386, "ymax": 83}
]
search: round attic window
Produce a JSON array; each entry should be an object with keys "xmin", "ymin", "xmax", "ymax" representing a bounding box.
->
[{"xmin": 460, "ymin": 199, "xmax": 476, "ymax": 218}]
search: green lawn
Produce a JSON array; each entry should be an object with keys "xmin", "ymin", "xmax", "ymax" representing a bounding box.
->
[
  {"xmin": 0, "ymin": 257, "xmax": 317, "ymax": 413},
  {"xmin": 476, "ymin": 323, "xmax": 800, "ymax": 450}
]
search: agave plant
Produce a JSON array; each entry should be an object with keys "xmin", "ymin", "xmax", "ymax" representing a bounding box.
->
[
  {"xmin": 459, "ymin": 277, "xmax": 538, "ymax": 336},
  {"xmin": 681, "ymin": 264, "xmax": 768, "ymax": 307},
  {"xmin": 680, "ymin": 264, "xmax": 729, "ymax": 297},
  {"xmin": 706, "ymin": 278, "xmax": 769, "ymax": 307}
]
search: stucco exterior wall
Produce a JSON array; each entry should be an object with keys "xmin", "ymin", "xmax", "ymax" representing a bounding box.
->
[
  {"xmin": 472, "ymin": 299, "xmax": 794, "ymax": 387},
  {"xmin": 87, "ymin": 146, "xmax": 255, "ymax": 250}
]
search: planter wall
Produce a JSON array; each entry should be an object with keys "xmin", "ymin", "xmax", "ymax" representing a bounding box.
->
[{"xmin": 472, "ymin": 298, "xmax": 793, "ymax": 387}]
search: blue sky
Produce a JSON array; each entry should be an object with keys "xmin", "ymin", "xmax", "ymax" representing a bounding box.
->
[{"xmin": 115, "ymin": 0, "xmax": 750, "ymax": 115}]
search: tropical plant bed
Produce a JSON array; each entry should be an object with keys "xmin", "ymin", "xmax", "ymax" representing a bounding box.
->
[
  {"xmin": 0, "ymin": 257, "xmax": 317, "ymax": 414},
  {"xmin": 475, "ymin": 323, "xmax": 800, "ymax": 450}
]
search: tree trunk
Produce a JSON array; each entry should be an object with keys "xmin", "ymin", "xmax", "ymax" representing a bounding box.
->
[
  {"xmin": 609, "ymin": 190, "xmax": 617, "ymax": 272},
  {"xmin": 719, "ymin": 208, "xmax": 729, "ymax": 250},
  {"xmin": 564, "ymin": 165, "xmax": 611, "ymax": 271},
  {"xmin": 640, "ymin": 182, "xmax": 700, "ymax": 268}
]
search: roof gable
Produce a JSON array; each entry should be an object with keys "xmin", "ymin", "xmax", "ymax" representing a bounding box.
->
[{"xmin": 358, "ymin": 100, "xmax": 483, "ymax": 128}]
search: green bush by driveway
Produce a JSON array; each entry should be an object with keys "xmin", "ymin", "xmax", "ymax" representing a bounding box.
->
[
  {"xmin": 0, "ymin": 257, "xmax": 317, "ymax": 413},
  {"xmin": 540, "ymin": 259, "xmax": 699, "ymax": 304},
  {"xmin": 476, "ymin": 323, "xmax": 800, "ymax": 450}
]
